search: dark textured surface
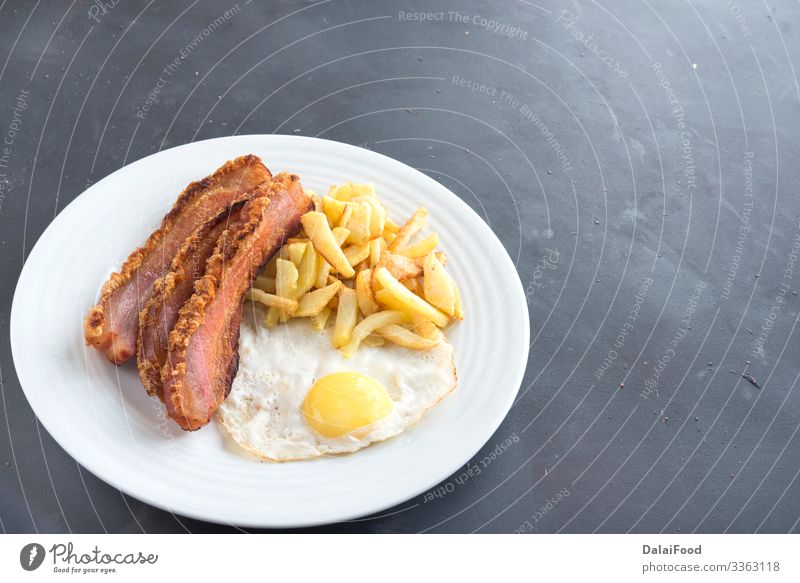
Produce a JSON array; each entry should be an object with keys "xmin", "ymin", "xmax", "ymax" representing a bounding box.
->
[{"xmin": 1, "ymin": 0, "xmax": 799, "ymax": 533}]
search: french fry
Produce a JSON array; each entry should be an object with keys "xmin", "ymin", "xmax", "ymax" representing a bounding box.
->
[
  {"xmin": 336, "ymin": 204, "xmax": 353, "ymax": 229},
  {"xmin": 313, "ymin": 228, "xmax": 347, "ymax": 288},
  {"xmin": 356, "ymin": 269, "xmax": 379, "ymax": 316},
  {"xmin": 323, "ymin": 196, "xmax": 350, "ymax": 225},
  {"xmin": 295, "ymin": 281, "xmax": 341, "ymax": 317},
  {"xmin": 407, "ymin": 316, "xmax": 442, "ymax": 339},
  {"xmin": 331, "ymin": 227, "xmax": 351, "ymax": 246},
  {"xmin": 280, "ymin": 241, "xmax": 307, "ymax": 266},
  {"xmin": 423, "ymin": 253, "xmax": 455, "ymax": 315},
  {"xmin": 315, "ymin": 260, "xmax": 332, "ymax": 289},
  {"xmin": 253, "ymin": 275, "xmax": 276, "ymax": 294},
  {"xmin": 245, "ymin": 288, "xmax": 298, "ymax": 315},
  {"xmin": 384, "ymin": 216, "xmax": 400, "ymax": 233},
  {"xmin": 340, "ymin": 310, "xmax": 407, "ymax": 358},
  {"xmin": 331, "ymin": 182, "xmax": 376, "ymax": 201},
  {"xmin": 343, "ymin": 242, "xmax": 370, "ymax": 267},
  {"xmin": 378, "ymin": 323, "xmax": 440, "ymax": 349},
  {"xmin": 311, "ymin": 307, "xmax": 332, "ymax": 330},
  {"xmin": 383, "ymin": 230, "xmax": 396, "ymax": 245},
  {"xmin": 295, "ymin": 244, "xmax": 318, "ymax": 297},
  {"xmin": 332, "ymin": 287, "xmax": 358, "ymax": 348},
  {"xmin": 396, "ymin": 232, "xmax": 439, "ymax": 258},
  {"xmin": 276, "ymin": 258, "xmax": 299, "ymax": 299},
  {"xmin": 374, "ymin": 267, "xmax": 449, "ymax": 327},
  {"xmin": 301, "ymin": 212, "xmax": 355, "ymax": 278},
  {"xmin": 369, "ymin": 238, "xmax": 385, "ymax": 267},
  {"xmin": 388, "ymin": 208, "xmax": 427, "ymax": 251},
  {"xmin": 374, "ymin": 290, "xmax": 426, "ymax": 323},
  {"xmin": 377, "ymin": 309, "xmax": 440, "ymax": 339},
  {"xmin": 345, "ymin": 201, "xmax": 372, "ymax": 245},
  {"xmin": 355, "ymin": 195, "xmax": 386, "ymax": 238},
  {"xmin": 379, "ymin": 252, "xmax": 422, "ymax": 281},
  {"xmin": 362, "ymin": 334, "xmax": 385, "ymax": 348}
]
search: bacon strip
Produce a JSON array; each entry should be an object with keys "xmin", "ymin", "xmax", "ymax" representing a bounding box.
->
[
  {"xmin": 162, "ymin": 174, "xmax": 312, "ymax": 431},
  {"xmin": 84, "ymin": 155, "xmax": 271, "ymax": 364},
  {"xmin": 137, "ymin": 204, "xmax": 244, "ymax": 400}
]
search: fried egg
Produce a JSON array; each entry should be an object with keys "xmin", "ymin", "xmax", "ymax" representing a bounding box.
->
[{"xmin": 217, "ymin": 312, "xmax": 457, "ymax": 461}]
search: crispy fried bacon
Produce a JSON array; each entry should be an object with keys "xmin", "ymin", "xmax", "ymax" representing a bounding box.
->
[
  {"xmin": 84, "ymin": 155, "xmax": 271, "ymax": 365},
  {"xmin": 162, "ymin": 174, "xmax": 312, "ymax": 431},
  {"xmin": 137, "ymin": 204, "xmax": 244, "ymax": 400}
]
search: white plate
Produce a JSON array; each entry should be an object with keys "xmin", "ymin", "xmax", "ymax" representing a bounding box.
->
[{"xmin": 11, "ymin": 135, "xmax": 529, "ymax": 528}]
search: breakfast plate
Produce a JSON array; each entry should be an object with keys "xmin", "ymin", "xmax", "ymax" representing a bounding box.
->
[{"xmin": 11, "ymin": 135, "xmax": 529, "ymax": 527}]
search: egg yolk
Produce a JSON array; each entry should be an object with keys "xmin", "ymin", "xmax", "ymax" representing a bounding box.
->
[{"xmin": 301, "ymin": 372, "xmax": 393, "ymax": 438}]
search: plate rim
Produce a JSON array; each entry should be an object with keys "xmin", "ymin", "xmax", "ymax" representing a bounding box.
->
[{"xmin": 10, "ymin": 134, "xmax": 530, "ymax": 528}]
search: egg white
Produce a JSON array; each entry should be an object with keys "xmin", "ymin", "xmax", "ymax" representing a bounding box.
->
[{"xmin": 217, "ymin": 310, "xmax": 457, "ymax": 461}]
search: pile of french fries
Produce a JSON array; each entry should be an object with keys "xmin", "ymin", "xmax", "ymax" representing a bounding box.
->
[{"xmin": 245, "ymin": 182, "xmax": 463, "ymax": 358}]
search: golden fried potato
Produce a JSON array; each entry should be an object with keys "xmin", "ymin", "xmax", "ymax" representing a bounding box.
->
[
  {"xmin": 331, "ymin": 227, "xmax": 350, "ymax": 245},
  {"xmin": 301, "ymin": 212, "xmax": 355, "ymax": 279},
  {"xmin": 362, "ymin": 334, "xmax": 385, "ymax": 347},
  {"xmin": 423, "ymin": 252, "xmax": 455, "ymax": 315},
  {"xmin": 396, "ymin": 232, "xmax": 439, "ymax": 258},
  {"xmin": 315, "ymin": 260, "xmax": 332, "ymax": 289},
  {"xmin": 343, "ymin": 242, "xmax": 370, "ymax": 267},
  {"xmin": 369, "ymin": 238, "xmax": 385, "ymax": 267},
  {"xmin": 356, "ymin": 269, "xmax": 379, "ymax": 316},
  {"xmin": 389, "ymin": 208, "xmax": 427, "ymax": 252},
  {"xmin": 261, "ymin": 183, "xmax": 463, "ymax": 343},
  {"xmin": 340, "ymin": 310, "xmax": 407, "ymax": 358},
  {"xmin": 276, "ymin": 258, "xmax": 299, "ymax": 299},
  {"xmin": 322, "ymin": 195, "xmax": 350, "ymax": 225},
  {"xmin": 374, "ymin": 267, "xmax": 449, "ymax": 327},
  {"xmin": 384, "ymin": 216, "xmax": 400, "ymax": 233},
  {"xmin": 345, "ymin": 201, "xmax": 372, "ymax": 245},
  {"xmin": 383, "ymin": 231, "xmax": 396, "ymax": 245},
  {"xmin": 295, "ymin": 281, "xmax": 341, "ymax": 317},
  {"xmin": 280, "ymin": 241, "xmax": 307, "ymax": 266},
  {"xmin": 332, "ymin": 287, "xmax": 358, "ymax": 348},
  {"xmin": 407, "ymin": 316, "xmax": 442, "ymax": 339},
  {"xmin": 354, "ymin": 195, "xmax": 386, "ymax": 238},
  {"xmin": 330, "ymin": 182, "xmax": 376, "ymax": 201},
  {"xmin": 295, "ymin": 244, "xmax": 318, "ymax": 297},
  {"xmin": 377, "ymin": 323, "xmax": 440, "ymax": 349},
  {"xmin": 337, "ymin": 204, "xmax": 354, "ymax": 229},
  {"xmin": 246, "ymin": 288, "xmax": 298, "ymax": 315}
]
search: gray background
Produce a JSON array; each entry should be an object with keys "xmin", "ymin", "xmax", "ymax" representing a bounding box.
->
[{"xmin": 1, "ymin": 0, "xmax": 799, "ymax": 533}]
